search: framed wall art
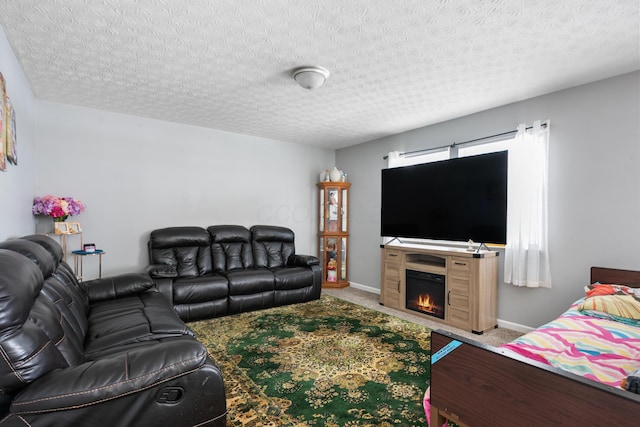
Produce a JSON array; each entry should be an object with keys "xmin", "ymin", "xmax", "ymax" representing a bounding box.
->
[
  {"xmin": 0, "ymin": 72, "xmax": 6, "ymax": 172},
  {"xmin": 0, "ymin": 75, "xmax": 5, "ymax": 172},
  {"xmin": 5, "ymin": 96, "xmax": 16, "ymax": 165}
]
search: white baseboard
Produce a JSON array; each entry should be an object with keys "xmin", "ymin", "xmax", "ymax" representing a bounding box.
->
[
  {"xmin": 497, "ymin": 319, "xmax": 534, "ymax": 333},
  {"xmin": 348, "ymin": 281, "xmax": 381, "ymax": 294}
]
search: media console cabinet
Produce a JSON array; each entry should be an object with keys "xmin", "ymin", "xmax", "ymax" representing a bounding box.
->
[{"xmin": 380, "ymin": 243, "xmax": 499, "ymax": 334}]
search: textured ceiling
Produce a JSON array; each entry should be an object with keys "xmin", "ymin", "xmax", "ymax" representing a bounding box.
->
[{"xmin": 0, "ymin": 1, "xmax": 638, "ymax": 149}]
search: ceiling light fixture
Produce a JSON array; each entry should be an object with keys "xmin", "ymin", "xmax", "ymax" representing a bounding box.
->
[{"xmin": 292, "ymin": 66, "xmax": 330, "ymax": 90}]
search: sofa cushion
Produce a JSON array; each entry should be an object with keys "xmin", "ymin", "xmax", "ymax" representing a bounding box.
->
[
  {"xmin": 0, "ymin": 239, "xmax": 56, "ymax": 278},
  {"xmin": 173, "ymin": 275, "xmax": 229, "ymax": 304},
  {"xmin": 148, "ymin": 227, "xmax": 212, "ymax": 277},
  {"xmin": 226, "ymin": 269, "xmax": 274, "ymax": 295},
  {"xmin": 84, "ymin": 292, "xmax": 192, "ymax": 356},
  {"xmin": 20, "ymin": 234, "xmax": 64, "ymax": 263},
  {"xmin": 175, "ymin": 300, "xmax": 229, "ymax": 322},
  {"xmin": 86, "ymin": 273, "xmax": 154, "ymax": 302},
  {"xmin": 272, "ymin": 266, "xmax": 315, "ymax": 290},
  {"xmin": 0, "ymin": 250, "xmax": 70, "ymax": 395},
  {"xmin": 208, "ymin": 225, "xmax": 254, "ymax": 271},
  {"xmin": 251, "ymin": 225, "xmax": 295, "ymax": 269}
]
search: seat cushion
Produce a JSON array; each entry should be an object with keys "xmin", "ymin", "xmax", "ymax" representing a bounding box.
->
[
  {"xmin": 173, "ymin": 275, "xmax": 229, "ymax": 304},
  {"xmin": 85, "ymin": 291, "xmax": 192, "ymax": 356},
  {"xmin": 272, "ymin": 266, "xmax": 314, "ymax": 290},
  {"xmin": 226, "ymin": 269, "xmax": 274, "ymax": 295}
]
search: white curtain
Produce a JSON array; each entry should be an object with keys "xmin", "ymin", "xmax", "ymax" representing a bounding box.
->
[
  {"xmin": 387, "ymin": 151, "xmax": 403, "ymax": 168},
  {"xmin": 504, "ymin": 120, "xmax": 552, "ymax": 288}
]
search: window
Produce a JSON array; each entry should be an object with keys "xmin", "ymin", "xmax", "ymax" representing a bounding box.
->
[
  {"xmin": 387, "ymin": 147, "xmax": 449, "ymax": 168},
  {"xmin": 385, "ymin": 121, "xmax": 551, "ymax": 288}
]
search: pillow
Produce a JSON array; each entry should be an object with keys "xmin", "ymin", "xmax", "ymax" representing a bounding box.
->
[
  {"xmin": 584, "ymin": 283, "xmax": 640, "ymax": 298},
  {"xmin": 578, "ymin": 292, "xmax": 640, "ymax": 326}
]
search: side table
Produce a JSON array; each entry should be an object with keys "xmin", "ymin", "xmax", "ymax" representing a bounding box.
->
[{"xmin": 72, "ymin": 249, "xmax": 105, "ymax": 281}]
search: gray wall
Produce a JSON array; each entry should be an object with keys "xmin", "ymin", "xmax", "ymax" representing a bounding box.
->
[
  {"xmin": 0, "ymin": 25, "xmax": 37, "ymax": 240},
  {"xmin": 34, "ymin": 101, "xmax": 335, "ymax": 277},
  {"xmin": 337, "ymin": 71, "xmax": 640, "ymax": 329}
]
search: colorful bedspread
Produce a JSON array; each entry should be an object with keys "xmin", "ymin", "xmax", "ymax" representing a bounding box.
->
[{"xmin": 501, "ymin": 299, "xmax": 640, "ymax": 388}]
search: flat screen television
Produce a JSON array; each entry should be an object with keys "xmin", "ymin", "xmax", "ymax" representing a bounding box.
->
[{"xmin": 381, "ymin": 151, "xmax": 508, "ymax": 244}]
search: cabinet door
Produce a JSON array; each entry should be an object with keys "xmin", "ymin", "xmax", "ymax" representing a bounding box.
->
[
  {"xmin": 447, "ymin": 257, "xmax": 472, "ymax": 329},
  {"xmin": 323, "ymin": 187, "xmax": 348, "ymax": 233},
  {"xmin": 382, "ymin": 250, "xmax": 402, "ymax": 309}
]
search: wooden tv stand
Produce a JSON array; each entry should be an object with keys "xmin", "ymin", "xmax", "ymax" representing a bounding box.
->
[{"xmin": 380, "ymin": 243, "xmax": 499, "ymax": 334}]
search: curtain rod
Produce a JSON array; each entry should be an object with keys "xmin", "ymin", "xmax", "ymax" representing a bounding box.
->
[{"xmin": 382, "ymin": 122, "xmax": 547, "ymax": 160}]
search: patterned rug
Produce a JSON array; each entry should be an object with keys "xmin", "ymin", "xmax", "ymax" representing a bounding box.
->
[{"xmin": 189, "ymin": 295, "xmax": 432, "ymax": 426}]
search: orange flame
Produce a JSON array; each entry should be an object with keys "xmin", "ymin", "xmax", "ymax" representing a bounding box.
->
[{"xmin": 416, "ymin": 294, "xmax": 441, "ymax": 314}]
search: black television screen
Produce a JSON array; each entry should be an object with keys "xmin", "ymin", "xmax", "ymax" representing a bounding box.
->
[{"xmin": 381, "ymin": 151, "xmax": 508, "ymax": 244}]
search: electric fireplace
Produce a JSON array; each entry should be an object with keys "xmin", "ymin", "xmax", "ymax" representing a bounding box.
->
[{"xmin": 405, "ymin": 270, "xmax": 445, "ymax": 319}]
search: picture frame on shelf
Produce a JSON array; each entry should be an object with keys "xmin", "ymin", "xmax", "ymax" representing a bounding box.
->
[
  {"xmin": 54, "ymin": 222, "xmax": 69, "ymax": 234},
  {"xmin": 67, "ymin": 222, "xmax": 82, "ymax": 234}
]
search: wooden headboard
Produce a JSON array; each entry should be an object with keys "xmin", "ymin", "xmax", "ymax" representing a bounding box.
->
[{"xmin": 591, "ymin": 266, "xmax": 640, "ymax": 288}]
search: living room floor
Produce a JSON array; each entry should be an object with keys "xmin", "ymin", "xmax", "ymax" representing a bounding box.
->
[{"xmin": 323, "ymin": 286, "xmax": 523, "ymax": 347}]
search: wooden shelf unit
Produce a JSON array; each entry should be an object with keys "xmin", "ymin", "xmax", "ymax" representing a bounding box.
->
[
  {"xmin": 380, "ymin": 244, "xmax": 499, "ymax": 334},
  {"xmin": 317, "ymin": 181, "xmax": 351, "ymax": 288}
]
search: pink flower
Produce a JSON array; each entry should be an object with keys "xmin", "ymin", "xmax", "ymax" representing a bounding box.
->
[{"xmin": 32, "ymin": 195, "xmax": 85, "ymax": 219}]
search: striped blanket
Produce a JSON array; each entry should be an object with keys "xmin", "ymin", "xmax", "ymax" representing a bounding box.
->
[{"xmin": 501, "ymin": 299, "xmax": 640, "ymax": 388}]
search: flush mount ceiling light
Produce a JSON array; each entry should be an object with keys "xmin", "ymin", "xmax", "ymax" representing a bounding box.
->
[{"xmin": 291, "ymin": 66, "xmax": 330, "ymax": 90}]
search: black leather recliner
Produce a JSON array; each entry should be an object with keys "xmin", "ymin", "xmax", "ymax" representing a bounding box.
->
[
  {"xmin": 0, "ymin": 235, "xmax": 226, "ymax": 427},
  {"xmin": 147, "ymin": 225, "xmax": 322, "ymax": 322}
]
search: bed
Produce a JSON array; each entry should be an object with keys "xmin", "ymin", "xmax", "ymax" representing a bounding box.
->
[{"xmin": 427, "ymin": 266, "xmax": 640, "ymax": 426}]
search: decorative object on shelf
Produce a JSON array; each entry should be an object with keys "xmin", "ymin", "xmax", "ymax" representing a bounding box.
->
[
  {"xmin": 83, "ymin": 243, "xmax": 96, "ymax": 253},
  {"xmin": 54, "ymin": 221, "xmax": 82, "ymax": 235},
  {"xmin": 35, "ymin": 215, "xmax": 54, "ymax": 234},
  {"xmin": 54, "ymin": 222, "xmax": 69, "ymax": 235},
  {"xmin": 32, "ymin": 195, "xmax": 85, "ymax": 222},
  {"xmin": 317, "ymin": 181, "xmax": 351, "ymax": 288},
  {"xmin": 52, "ymin": 220, "xmax": 79, "ymax": 234},
  {"xmin": 319, "ymin": 169, "xmax": 331, "ymax": 182},
  {"xmin": 291, "ymin": 65, "xmax": 330, "ymax": 90},
  {"xmin": 329, "ymin": 166, "xmax": 342, "ymax": 182}
]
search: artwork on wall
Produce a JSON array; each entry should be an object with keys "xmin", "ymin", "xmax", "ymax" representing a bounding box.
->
[
  {"xmin": 5, "ymin": 97, "xmax": 16, "ymax": 165},
  {"xmin": 0, "ymin": 72, "xmax": 5, "ymax": 172},
  {"xmin": 0, "ymin": 71, "xmax": 17, "ymax": 170}
]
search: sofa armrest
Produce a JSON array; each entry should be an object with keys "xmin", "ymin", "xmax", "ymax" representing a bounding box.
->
[
  {"xmin": 153, "ymin": 278, "xmax": 175, "ymax": 306},
  {"xmin": 145, "ymin": 264, "xmax": 178, "ymax": 278},
  {"xmin": 84, "ymin": 273, "xmax": 153, "ymax": 302},
  {"xmin": 287, "ymin": 254, "xmax": 320, "ymax": 267},
  {"xmin": 9, "ymin": 339, "xmax": 208, "ymax": 414}
]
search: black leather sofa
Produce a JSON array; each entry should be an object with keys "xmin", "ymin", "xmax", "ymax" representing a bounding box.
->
[
  {"xmin": 146, "ymin": 225, "xmax": 322, "ymax": 322},
  {"xmin": 0, "ymin": 235, "xmax": 226, "ymax": 427}
]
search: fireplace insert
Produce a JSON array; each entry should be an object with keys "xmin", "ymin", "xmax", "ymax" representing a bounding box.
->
[{"xmin": 406, "ymin": 270, "xmax": 445, "ymax": 319}]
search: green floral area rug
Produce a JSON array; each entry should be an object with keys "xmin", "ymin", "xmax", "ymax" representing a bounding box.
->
[{"xmin": 189, "ymin": 295, "xmax": 432, "ymax": 426}]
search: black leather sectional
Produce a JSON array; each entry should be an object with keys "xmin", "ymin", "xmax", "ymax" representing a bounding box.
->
[
  {"xmin": 0, "ymin": 235, "xmax": 226, "ymax": 427},
  {"xmin": 146, "ymin": 225, "xmax": 322, "ymax": 322}
]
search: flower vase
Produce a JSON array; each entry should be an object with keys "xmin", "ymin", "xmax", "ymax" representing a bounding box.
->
[{"xmin": 35, "ymin": 215, "xmax": 54, "ymax": 234}]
